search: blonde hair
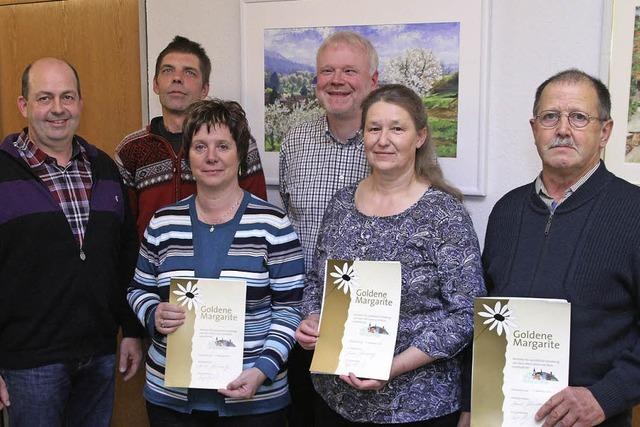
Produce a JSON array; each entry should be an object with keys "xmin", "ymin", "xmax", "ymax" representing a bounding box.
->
[{"xmin": 316, "ymin": 31, "xmax": 378, "ymax": 75}]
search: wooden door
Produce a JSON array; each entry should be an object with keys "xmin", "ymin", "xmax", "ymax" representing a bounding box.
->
[
  {"xmin": 0, "ymin": 0, "xmax": 143, "ymax": 155},
  {"xmin": 0, "ymin": 1, "xmax": 148, "ymax": 426}
]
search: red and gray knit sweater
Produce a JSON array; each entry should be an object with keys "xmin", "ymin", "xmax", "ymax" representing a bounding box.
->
[{"xmin": 115, "ymin": 118, "xmax": 267, "ymax": 238}]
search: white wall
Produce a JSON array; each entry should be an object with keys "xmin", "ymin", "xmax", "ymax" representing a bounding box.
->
[{"xmin": 145, "ymin": 0, "xmax": 607, "ymax": 245}]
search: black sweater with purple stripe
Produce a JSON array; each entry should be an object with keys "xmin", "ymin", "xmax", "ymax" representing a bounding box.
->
[{"xmin": 0, "ymin": 133, "xmax": 142, "ymax": 369}]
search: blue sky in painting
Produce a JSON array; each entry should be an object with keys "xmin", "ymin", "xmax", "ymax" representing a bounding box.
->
[{"xmin": 264, "ymin": 22, "xmax": 460, "ymax": 73}]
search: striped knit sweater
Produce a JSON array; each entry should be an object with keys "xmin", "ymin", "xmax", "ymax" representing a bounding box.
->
[{"xmin": 127, "ymin": 192, "xmax": 305, "ymax": 416}]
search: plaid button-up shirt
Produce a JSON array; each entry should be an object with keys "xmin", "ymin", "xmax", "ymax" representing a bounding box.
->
[
  {"xmin": 279, "ymin": 116, "xmax": 369, "ymax": 271},
  {"xmin": 14, "ymin": 131, "xmax": 92, "ymax": 247}
]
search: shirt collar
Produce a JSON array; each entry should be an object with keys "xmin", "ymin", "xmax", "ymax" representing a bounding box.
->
[
  {"xmin": 322, "ymin": 116, "xmax": 363, "ymax": 147},
  {"xmin": 14, "ymin": 129, "xmax": 87, "ymax": 168},
  {"xmin": 535, "ymin": 161, "xmax": 601, "ymax": 210}
]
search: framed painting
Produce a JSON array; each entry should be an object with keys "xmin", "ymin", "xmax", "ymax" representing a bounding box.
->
[
  {"xmin": 241, "ymin": 0, "xmax": 489, "ymax": 195},
  {"xmin": 605, "ymin": 0, "xmax": 640, "ymax": 185}
]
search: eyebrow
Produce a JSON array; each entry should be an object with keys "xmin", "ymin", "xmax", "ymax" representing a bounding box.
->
[
  {"xmin": 366, "ymin": 118, "xmax": 403, "ymax": 124},
  {"xmin": 33, "ymin": 90, "xmax": 78, "ymax": 96},
  {"xmin": 161, "ymin": 64, "xmax": 199, "ymax": 73}
]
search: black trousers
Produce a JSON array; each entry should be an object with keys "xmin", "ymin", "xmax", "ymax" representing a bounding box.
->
[
  {"xmin": 287, "ymin": 344, "xmax": 318, "ymax": 427},
  {"xmin": 146, "ymin": 402, "xmax": 286, "ymax": 427}
]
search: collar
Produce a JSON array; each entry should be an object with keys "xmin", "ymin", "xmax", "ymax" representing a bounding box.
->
[
  {"xmin": 322, "ymin": 116, "xmax": 363, "ymax": 147},
  {"xmin": 535, "ymin": 162, "xmax": 601, "ymax": 211},
  {"xmin": 150, "ymin": 116, "xmax": 182, "ymax": 140},
  {"xmin": 14, "ymin": 129, "xmax": 87, "ymax": 168}
]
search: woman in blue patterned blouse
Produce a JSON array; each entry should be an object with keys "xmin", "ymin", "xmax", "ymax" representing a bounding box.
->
[
  {"xmin": 296, "ymin": 84, "xmax": 486, "ymax": 426},
  {"xmin": 127, "ymin": 99, "xmax": 305, "ymax": 426}
]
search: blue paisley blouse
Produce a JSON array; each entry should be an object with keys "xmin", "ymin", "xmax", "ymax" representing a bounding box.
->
[{"xmin": 301, "ymin": 184, "xmax": 486, "ymax": 423}]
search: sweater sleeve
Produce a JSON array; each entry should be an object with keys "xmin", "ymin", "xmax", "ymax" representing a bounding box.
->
[
  {"xmin": 126, "ymin": 220, "xmax": 163, "ymax": 337},
  {"xmin": 460, "ymin": 217, "xmax": 500, "ymax": 411},
  {"xmin": 409, "ymin": 201, "xmax": 486, "ymax": 359},
  {"xmin": 114, "ymin": 140, "xmax": 140, "ymax": 225},
  {"xmin": 587, "ymin": 244, "xmax": 640, "ymax": 419},
  {"xmin": 239, "ymin": 135, "xmax": 267, "ymax": 201},
  {"xmin": 253, "ymin": 215, "xmax": 306, "ymax": 380},
  {"xmin": 117, "ymin": 177, "xmax": 145, "ymax": 338}
]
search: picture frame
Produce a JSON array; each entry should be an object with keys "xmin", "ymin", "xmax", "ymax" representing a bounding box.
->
[
  {"xmin": 604, "ymin": 0, "xmax": 640, "ymax": 185},
  {"xmin": 241, "ymin": 0, "xmax": 490, "ymax": 195}
]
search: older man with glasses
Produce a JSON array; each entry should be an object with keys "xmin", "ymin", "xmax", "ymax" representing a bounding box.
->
[{"xmin": 459, "ymin": 69, "xmax": 640, "ymax": 427}]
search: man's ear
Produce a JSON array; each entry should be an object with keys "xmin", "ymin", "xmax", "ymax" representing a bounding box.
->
[
  {"xmin": 599, "ymin": 119, "xmax": 613, "ymax": 149},
  {"xmin": 371, "ymin": 71, "xmax": 379, "ymax": 89},
  {"xmin": 201, "ymin": 82, "xmax": 210, "ymax": 99},
  {"xmin": 153, "ymin": 77, "xmax": 160, "ymax": 95},
  {"xmin": 17, "ymin": 96, "xmax": 28, "ymax": 118}
]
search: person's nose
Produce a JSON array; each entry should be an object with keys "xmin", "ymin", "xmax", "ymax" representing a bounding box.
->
[
  {"xmin": 331, "ymin": 70, "xmax": 345, "ymax": 85},
  {"xmin": 556, "ymin": 113, "xmax": 572, "ymax": 137},
  {"xmin": 51, "ymin": 97, "xmax": 65, "ymax": 114},
  {"xmin": 377, "ymin": 128, "xmax": 391, "ymax": 146},
  {"xmin": 205, "ymin": 147, "xmax": 218, "ymax": 163},
  {"xmin": 172, "ymin": 71, "xmax": 183, "ymax": 84}
]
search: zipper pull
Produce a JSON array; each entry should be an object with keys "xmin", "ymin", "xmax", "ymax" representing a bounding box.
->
[
  {"xmin": 544, "ymin": 214, "xmax": 553, "ymax": 236},
  {"xmin": 79, "ymin": 249, "xmax": 86, "ymax": 261}
]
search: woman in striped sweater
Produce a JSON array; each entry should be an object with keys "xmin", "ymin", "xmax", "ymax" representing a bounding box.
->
[{"xmin": 127, "ymin": 99, "xmax": 305, "ymax": 426}]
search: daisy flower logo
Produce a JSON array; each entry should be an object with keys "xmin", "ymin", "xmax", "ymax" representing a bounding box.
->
[
  {"xmin": 173, "ymin": 281, "xmax": 201, "ymax": 311},
  {"xmin": 330, "ymin": 262, "xmax": 359, "ymax": 295},
  {"xmin": 478, "ymin": 301, "xmax": 517, "ymax": 337}
]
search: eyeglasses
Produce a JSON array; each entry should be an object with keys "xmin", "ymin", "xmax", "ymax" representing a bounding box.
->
[{"xmin": 533, "ymin": 110, "xmax": 605, "ymax": 129}]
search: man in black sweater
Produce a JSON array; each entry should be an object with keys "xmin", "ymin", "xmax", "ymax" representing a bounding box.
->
[
  {"xmin": 460, "ymin": 69, "xmax": 640, "ymax": 427},
  {"xmin": 0, "ymin": 58, "xmax": 143, "ymax": 426}
]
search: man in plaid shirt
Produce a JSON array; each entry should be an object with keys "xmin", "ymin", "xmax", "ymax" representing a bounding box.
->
[
  {"xmin": 279, "ymin": 31, "xmax": 379, "ymax": 427},
  {"xmin": 0, "ymin": 57, "xmax": 143, "ymax": 427}
]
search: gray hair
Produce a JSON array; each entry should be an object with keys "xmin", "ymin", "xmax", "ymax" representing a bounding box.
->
[
  {"xmin": 316, "ymin": 31, "xmax": 378, "ymax": 75},
  {"xmin": 533, "ymin": 68, "xmax": 611, "ymax": 120}
]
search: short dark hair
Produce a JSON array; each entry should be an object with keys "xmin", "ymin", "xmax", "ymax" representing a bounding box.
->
[
  {"xmin": 361, "ymin": 84, "xmax": 462, "ymax": 201},
  {"xmin": 182, "ymin": 99, "xmax": 251, "ymax": 174},
  {"xmin": 533, "ymin": 69, "xmax": 611, "ymax": 120},
  {"xmin": 155, "ymin": 35, "xmax": 212, "ymax": 85},
  {"xmin": 21, "ymin": 59, "xmax": 82, "ymax": 99}
]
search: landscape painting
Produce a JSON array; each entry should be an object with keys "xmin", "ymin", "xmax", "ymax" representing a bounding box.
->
[
  {"xmin": 625, "ymin": 6, "xmax": 640, "ymax": 163},
  {"xmin": 263, "ymin": 23, "xmax": 460, "ymax": 156}
]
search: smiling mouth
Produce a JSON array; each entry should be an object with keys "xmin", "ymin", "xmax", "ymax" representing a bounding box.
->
[{"xmin": 48, "ymin": 119, "xmax": 69, "ymax": 126}]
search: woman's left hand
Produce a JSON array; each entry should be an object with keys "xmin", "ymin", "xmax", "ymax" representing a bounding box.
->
[
  {"xmin": 218, "ymin": 367, "xmax": 267, "ymax": 399},
  {"xmin": 339, "ymin": 372, "xmax": 387, "ymax": 391},
  {"xmin": 339, "ymin": 347, "xmax": 435, "ymax": 391}
]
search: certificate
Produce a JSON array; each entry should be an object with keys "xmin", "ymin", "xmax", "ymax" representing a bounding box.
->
[
  {"xmin": 471, "ymin": 297, "xmax": 571, "ymax": 427},
  {"xmin": 164, "ymin": 277, "xmax": 246, "ymax": 389},
  {"xmin": 310, "ymin": 259, "xmax": 402, "ymax": 380}
]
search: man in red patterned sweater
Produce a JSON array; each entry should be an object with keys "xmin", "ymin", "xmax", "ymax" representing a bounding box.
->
[{"xmin": 116, "ymin": 36, "xmax": 267, "ymax": 237}]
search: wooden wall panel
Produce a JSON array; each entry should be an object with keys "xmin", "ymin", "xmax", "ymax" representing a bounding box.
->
[
  {"xmin": 0, "ymin": 0, "xmax": 143, "ymax": 155},
  {"xmin": 0, "ymin": 1, "xmax": 148, "ymax": 426}
]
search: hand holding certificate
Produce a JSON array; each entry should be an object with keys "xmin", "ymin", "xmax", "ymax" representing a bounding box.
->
[{"xmin": 164, "ymin": 277, "xmax": 247, "ymax": 390}]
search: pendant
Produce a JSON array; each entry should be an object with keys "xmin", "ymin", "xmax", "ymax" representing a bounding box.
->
[{"xmin": 209, "ymin": 225, "xmax": 215, "ymax": 232}]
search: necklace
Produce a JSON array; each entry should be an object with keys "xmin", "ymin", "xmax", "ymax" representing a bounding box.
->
[{"xmin": 196, "ymin": 191, "xmax": 243, "ymax": 233}]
